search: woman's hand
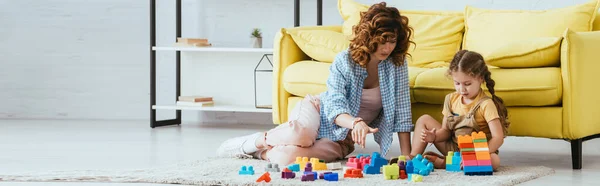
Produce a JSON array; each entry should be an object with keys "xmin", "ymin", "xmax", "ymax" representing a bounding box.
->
[
  {"xmin": 421, "ymin": 128, "xmax": 436, "ymax": 143},
  {"xmin": 352, "ymin": 121, "xmax": 379, "ymax": 148}
]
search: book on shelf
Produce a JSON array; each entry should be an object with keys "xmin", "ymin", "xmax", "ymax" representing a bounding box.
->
[
  {"xmin": 176, "ymin": 101, "xmax": 214, "ymax": 107},
  {"xmin": 175, "ymin": 37, "xmax": 212, "ymax": 47},
  {"xmin": 178, "ymin": 96, "xmax": 213, "ymax": 102}
]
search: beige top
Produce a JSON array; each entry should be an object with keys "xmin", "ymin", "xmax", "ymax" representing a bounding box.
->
[{"xmin": 357, "ymin": 86, "xmax": 383, "ymax": 124}]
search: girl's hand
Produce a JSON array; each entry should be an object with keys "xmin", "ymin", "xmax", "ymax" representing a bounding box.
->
[
  {"xmin": 421, "ymin": 128, "xmax": 436, "ymax": 143},
  {"xmin": 352, "ymin": 121, "xmax": 379, "ymax": 148}
]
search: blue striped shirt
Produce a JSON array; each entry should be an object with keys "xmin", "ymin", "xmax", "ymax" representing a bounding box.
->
[{"xmin": 318, "ymin": 49, "xmax": 413, "ymax": 156}]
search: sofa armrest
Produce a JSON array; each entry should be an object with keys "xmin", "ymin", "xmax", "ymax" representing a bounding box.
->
[
  {"xmin": 272, "ymin": 25, "xmax": 342, "ymax": 124},
  {"xmin": 560, "ymin": 29, "xmax": 600, "ymax": 139}
]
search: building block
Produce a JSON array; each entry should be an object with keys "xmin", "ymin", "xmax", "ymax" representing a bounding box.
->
[
  {"xmin": 256, "ymin": 172, "xmax": 271, "ymax": 183},
  {"xmin": 399, "ymin": 170, "xmax": 407, "ymax": 179},
  {"xmin": 463, "ymin": 160, "xmax": 478, "ymax": 166},
  {"xmin": 473, "ymin": 139, "xmax": 488, "ymax": 143},
  {"xmin": 319, "ymin": 172, "xmax": 331, "ymax": 179},
  {"xmin": 344, "ymin": 168, "xmax": 364, "ymax": 178},
  {"xmin": 265, "ymin": 163, "xmax": 280, "ymax": 172},
  {"xmin": 410, "ymin": 154, "xmax": 433, "ymax": 176},
  {"xmin": 462, "ymin": 154, "xmax": 477, "ymax": 161},
  {"xmin": 238, "ymin": 166, "xmax": 255, "ymax": 175},
  {"xmin": 476, "ymin": 152, "xmax": 491, "ymax": 160},
  {"xmin": 398, "ymin": 161, "xmax": 406, "ymax": 171},
  {"xmin": 323, "ymin": 172, "xmax": 339, "ymax": 181},
  {"xmin": 346, "ymin": 156, "xmax": 370, "ymax": 170},
  {"xmin": 363, "ymin": 152, "xmax": 388, "ymax": 174},
  {"xmin": 304, "ymin": 162, "xmax": 313, "ymax": 172},
  {"xmin": 295, "ymin": 157, "xmax": 309, "ymax": 170},
  {"xmin": 356, "ymin": 153, "xmax": 370, "ymax": 159},
  {"xmin": 411, "ymin": 174, "xmax": 423, "ymax": 182},
  {"xmin": 474, "ymin": 142, "xmax": 488, "ymax": 148},
  {"xmin": 471, "ymin": 131, "xmax": 487, "ymax": 140},
  {"xmin": 446, "ymin": 151, "xmax": 462, "ymax": 172},
  {"xmin": 326, "ymin": 162, "xmax": 343, "ymax": 170},
  {"xmin": 478, "ymin": 160, "xmax": 492, "ymax": 166},
  {"xmin": 458, "ymin": 135, "xmax": 472, "ymax": 144},
  {"xmin": 287, "ymin": 164, "xmax": 300, "ymax": 172},
  {"xmin": 309, "ymin": 158, "xmax": 327, "ymax": 170},
  {"xmin": 281, "ymin": 168, "xmax": 296, "ymax": 179},
  {"xmin": 405, "ymin": 161, "xmax": 414, "ymax": 174},
  {"xmin": 459, "ymin": 142, "xmax": 475, "ymax": 149},
  {"xmin": 301, "ymin": 172, "xmax": 315, "ymax": 181},
  {"xmin": 383, "ymin": 164, "xmax": 399, "ymax": 180}
]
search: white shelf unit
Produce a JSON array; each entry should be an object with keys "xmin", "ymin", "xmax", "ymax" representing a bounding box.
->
[
  {"xmin": 152, "ymin": 46, "xmax": 273, "ymax": 53},
  {"xmin": 151, "ymin": 46, "xmax": 274, "ymax": 113},
  {"xmin": 152, "ymin": 104, "xmax": 272, "ymax": 113}
]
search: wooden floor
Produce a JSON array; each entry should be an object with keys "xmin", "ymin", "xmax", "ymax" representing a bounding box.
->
[{"xmin": 0, "ymin": 119, "xmax": 598, "ymax": 185}]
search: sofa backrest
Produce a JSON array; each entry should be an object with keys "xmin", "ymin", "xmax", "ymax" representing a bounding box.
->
[{"xmin": 594, "ymin": 11, "xmax": 600, "ymax": 31}]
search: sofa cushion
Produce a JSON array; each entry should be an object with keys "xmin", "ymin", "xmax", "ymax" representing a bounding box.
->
[
  {"xmin": 338, "ymin": 0, "xmax": 464, "ymax": 68},
  {"xmin": 282, "ymin": 61, "xmax": 428, "ymax": 97},
  {"xmin": 595, "ymin": 10, "xmax": 600, "ymax": 31},
  {"xmin": 283, "ymin": 61, "xmax": 331, "ymax": 97},
  {"xmin": 412, "ymin": 67, "xmax": 562, "ymax": 106},
  {"xmin": 484, "ymin": 37, "xmax": 562, "ymax": 68},
  {"xmin": 463, "ymin": 0, "xmax": 599, "ymax": 67},
  {"xmin": 286, "ymin": 29, "xmax": 350, "ymax": 63}
]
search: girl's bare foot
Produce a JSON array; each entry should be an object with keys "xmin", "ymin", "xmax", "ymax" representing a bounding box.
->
[{"xmin": 423, "ymin": 151, "xmax": 446, "ymax": 169}]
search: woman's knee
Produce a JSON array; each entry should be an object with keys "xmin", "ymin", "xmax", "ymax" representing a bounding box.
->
[
  {"xmin": 286, "ymin": 120, "xmax": 317, "ymax": 147},
  {"xmin": 267, "ymin": 146, "xmax": 303, "ymax": 165}
]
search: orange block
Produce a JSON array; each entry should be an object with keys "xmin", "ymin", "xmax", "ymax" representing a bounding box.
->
[
  {"xmin": 476, "ymin": 152, "xmax": 491, "ymax": 160},
  {"xmin": 458, "ymin": 135, "xmax": 472, "ymax": 144},
  {"xmin": 474, "ymin": 142, "xmax": 488, "ymax": 148},
  {"xmin": 471, "ymin": 131, "xmax": 486, "ymax": 140},
  {"xmin": 256, "ymin": 172, "xmax": 271, "ymax": 183}
]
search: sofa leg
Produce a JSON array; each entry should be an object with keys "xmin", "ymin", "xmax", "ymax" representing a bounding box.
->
[{"xmin": 571, "ymin": 139, "xmax": 582, "ymax": 169}]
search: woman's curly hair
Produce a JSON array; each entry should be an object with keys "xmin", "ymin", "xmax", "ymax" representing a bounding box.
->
[{"xmin": 349, "ymin": 2, "xmax": 413, "ymax": 67}]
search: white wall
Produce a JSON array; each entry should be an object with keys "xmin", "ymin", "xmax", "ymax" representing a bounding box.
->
[{"xmin": 0, "ymin": 0, "xmax": 590, "ymax": 123}]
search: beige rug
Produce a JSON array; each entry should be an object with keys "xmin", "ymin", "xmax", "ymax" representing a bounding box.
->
[{"xmin": 0, "ymin": 157, "xmax": 554, "ymax": 186}]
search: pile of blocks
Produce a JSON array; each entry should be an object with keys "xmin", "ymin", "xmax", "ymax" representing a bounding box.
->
[{"xmin": 458, "ymin": 131, "xmax": 494, "ymax": 175}]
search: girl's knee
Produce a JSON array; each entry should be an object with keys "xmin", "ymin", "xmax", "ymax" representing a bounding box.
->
[
  {"xmin": 416, "ymin": 114, "xmax": 434, "ymax": 125},
  {"xmin": 491, "ymin": 153, "xmax": 500, "ymax": 171}
]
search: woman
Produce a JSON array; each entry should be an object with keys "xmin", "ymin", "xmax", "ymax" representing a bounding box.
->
[{"xmin": 216, "ymin": 2, "xmax": 414, "ymax": 165}]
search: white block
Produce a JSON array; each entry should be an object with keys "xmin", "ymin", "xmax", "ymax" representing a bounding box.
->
[
  {"xmin": 327, "ymin": 162, "xmax": 343, "ymax": 170},
  {"xmin": 475, "ymin": 147, "xmax": 490, "ymax": 152}
]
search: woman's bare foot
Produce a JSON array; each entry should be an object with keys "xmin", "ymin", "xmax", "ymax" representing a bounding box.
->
[{"xmin": 423, "ymin": 151, "xmax": 446, "ymax": 169}]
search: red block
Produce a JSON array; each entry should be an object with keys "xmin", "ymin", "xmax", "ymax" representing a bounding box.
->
[
  {"xmin": 463, "ymin": 154, "xmax": 477, "ymax": 161},
  {"xmin": 459, "ymin": 143, "xmax": 475, "ymax": 149},
  {"xmin": 399, "ymin": 170, "xmax": 407, "ymax": 179},
  {"xmin": 343, "ymin": 168, "xmax": 363, "ymax": 178},
  {"xmin": 256, "ymin": 172, "xmax": 271, "ymax": 183}
]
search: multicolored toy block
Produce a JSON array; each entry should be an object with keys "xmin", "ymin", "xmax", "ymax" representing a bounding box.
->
[
  {"xmin": 265, "ymin": 163, "xmax": 280, "ymax": 172},
  {"xmin": 309, "ymin": 158, "xmax": 327, "ymax": 170},
  {"xmin": 343, "ymin": 168, "xmax": 364, "ymax": 178},
  {"xmin": 363, "ymin": 152, "xmax": 388, "ymax": 174},
  {"xmin": 238, "ymin": 166, "xmax": 255, "ymax": 175},
  {"xmin": 346, "ymin": 156, "xmax": 371, "ymax": 170},
  {"xmin": 295, "ymin": 157, "xmax": 310, "ymax": 170},
  {"xmin": 287, "ymin": 164, "xmax": 300, "ymax": 172},
  {"xmin": 301, "ymin": 172, "xmax": 315, "ymax": 181},
  {"xmin": 410, "ymin": 154, "xmax": 434, "ymax": 176},
  {"xmin": 281, "ymin": 168, "xmax": 296, "ymax": 179},
  {"xmin": 326, "ymin": 162, "xmax": 343, "ymax": 170},
  {"xmin": 446, "ymin": 151, "xmax": 462, "ymax": 172},
  {"xmin": 256, "ymin": 172, "xmax": 271, "ymax": 183},
  {"xmin": 383, "ymin": 164, "xmax": 399, "ymax": 180},
  {"xmin": 459, "ymin": 131, "xmax": 493, "ymax": 176},
  {"xmin": 323, "ymin": 172, "xmax": 339, "ymax": 181}
]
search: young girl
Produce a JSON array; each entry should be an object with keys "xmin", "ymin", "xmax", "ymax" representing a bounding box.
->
[
  {"xmin": 216, "ymin": 2, "xmax": 414, "ymax": 166},
  {"xmin": 409, "ymin": 50, "xmax": 509, "ymax": 171}
]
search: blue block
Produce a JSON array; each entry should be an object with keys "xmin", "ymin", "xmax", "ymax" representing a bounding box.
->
[
  {"xmin": 238, "ymin": 166, "xmax": 255, "ymax": 175},
  {"xmin": 363, "ymin": 152, "xmax": 388, "ymax": 174},
  {"xmin": 324, "ymin": 173, "xmax": 339, "ymax": 181},
  {"xmin": 464, "ymin": 165, "xmax": 493, "ymax": 175},
  {"xmin": 406, "ymin": 161, "xmax": 414, "ymax": 174},
  {"xmin": 288, "ymin": 164, "xmax": 300, "ymax": 172},
  {"xmin": 407, "ymin": 173, "xmax": 413, "ymax": 181},
  {"xmin": 452, "ymin": 153, "xmax": 462, "ymax": 165},
  {"xmin": 446, "ymin": 164, "xmax": 461, "ymax": 172}
]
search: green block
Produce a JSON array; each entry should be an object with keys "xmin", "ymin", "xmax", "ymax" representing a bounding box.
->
[
  {"xmin": 461, "ymin": 148, "xmax": 475, "ymax": 152},
  {"xmin": 473, "ymin": 139, "xmax": 488, "ymax": 143}
]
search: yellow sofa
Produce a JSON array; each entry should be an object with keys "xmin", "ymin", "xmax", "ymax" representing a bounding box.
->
[{"xmin": 272, "ymin": 0, "xmax": 600, "ymax": 169}]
